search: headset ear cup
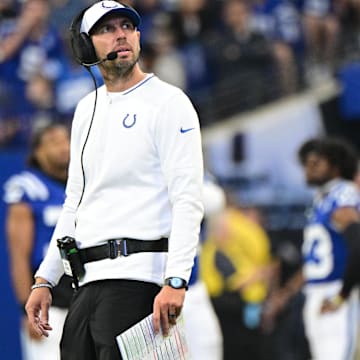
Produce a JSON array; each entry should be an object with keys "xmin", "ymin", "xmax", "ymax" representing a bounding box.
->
[
  {"xmin": 69, "ymin": 8, "xmax": 98, "ymax": 66},
  {"xmin": 78, "ymin": 33, "xmax": 98, "ymax": 65}
]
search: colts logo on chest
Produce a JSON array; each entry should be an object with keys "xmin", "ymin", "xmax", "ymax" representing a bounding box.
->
[{"xmin": 122, "ymin": 114, "xmax": 137, "ymax": 129}]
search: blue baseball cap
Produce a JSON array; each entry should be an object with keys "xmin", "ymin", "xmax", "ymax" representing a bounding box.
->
[{"xmin": 80, "ymin": 1, "xmax": 141, "ymax": 35}]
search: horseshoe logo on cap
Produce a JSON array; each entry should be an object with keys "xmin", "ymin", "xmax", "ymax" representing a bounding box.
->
[
  {"xmin": 102, "ymin": 1, "xmax": 119, "ymax": 8},
  {"xmin": 122, "ymin": 114, "xmax": 136, "ymax": 129}
]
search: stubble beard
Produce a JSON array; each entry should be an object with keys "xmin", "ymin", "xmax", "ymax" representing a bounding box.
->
[{"xmin": 103, "ymin": 53, "xmax": 140, "ymax": 82}]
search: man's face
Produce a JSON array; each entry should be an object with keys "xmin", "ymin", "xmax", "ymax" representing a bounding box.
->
[
  {"xmin": 302, "ymin": 152, "xmax": 335, "ymax": 187},
  {"xmin": 36, "ymin": 127, "xmax": 70, "ymax": 172},
  {"xmin": 91, "ymin": 13, "xmax": 140, "ymax": 75}
]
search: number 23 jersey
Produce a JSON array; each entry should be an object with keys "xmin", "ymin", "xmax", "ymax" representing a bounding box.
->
[{"xmin": 302, "ymin": 179, "xmax": 360, "ymax": 283}]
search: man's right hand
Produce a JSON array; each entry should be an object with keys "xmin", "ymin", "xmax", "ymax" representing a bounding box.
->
[
  {"xmin": 23, "ymin": 316, "xmax": 42, "ymax": 340},
  {"xmin": 25, "ymin": 283, "xmax": 53, "ymax": 337}
]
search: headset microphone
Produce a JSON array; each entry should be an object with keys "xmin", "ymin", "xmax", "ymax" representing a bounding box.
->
[
  {"xmin": 106, "ymin": 51, "xmax": 118, "ymax": 61},
  {"xmin": 82, "ymin": 51, "xmax": 118, "ymax": 67}
]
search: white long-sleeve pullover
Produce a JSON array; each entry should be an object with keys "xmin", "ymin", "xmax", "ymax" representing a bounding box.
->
[{"xmin": 36, "ymin": 74, "xmax": 204, "ymax": 287}]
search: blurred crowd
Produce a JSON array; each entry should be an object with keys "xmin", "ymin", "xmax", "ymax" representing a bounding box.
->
[{"xmin": 2, "ymin": 0, "xmax": 360, "ymax": 149}]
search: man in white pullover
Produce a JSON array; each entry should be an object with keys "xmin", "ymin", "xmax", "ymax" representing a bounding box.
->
[{"xmin": 25, "ymin": 2, "xmax": 204, "ymax": 359}]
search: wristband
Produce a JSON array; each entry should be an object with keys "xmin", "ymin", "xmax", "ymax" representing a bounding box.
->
[{"xmin": 31, "ymin": 283, "xmax": 53, "ymax": 291}]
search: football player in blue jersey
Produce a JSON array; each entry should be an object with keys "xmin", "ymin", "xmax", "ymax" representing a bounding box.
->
[
  {"xmin": 263, "ymin": 136, "xmax": 360, "ymax": 360},
  {"xmin": 3, "ymin": 123, "xmax": 73, "ymax": 360},
  {"xmin": 298, "ymin": 137, "xmax": 360, "ymax": 360}
]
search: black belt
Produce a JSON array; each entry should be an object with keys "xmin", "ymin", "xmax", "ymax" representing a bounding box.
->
[{"xmin": 79, "ymin": 237, "xmax": 168, "ymax": 264}]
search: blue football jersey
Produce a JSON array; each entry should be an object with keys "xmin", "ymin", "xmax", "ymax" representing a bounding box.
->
[
  {"xmin": 3, "ymin": 168, "xmax": 65, "ymax": 271},
  {"xmin": 302, "ymin": 180, "xmax": 360, "ymax": 283}
]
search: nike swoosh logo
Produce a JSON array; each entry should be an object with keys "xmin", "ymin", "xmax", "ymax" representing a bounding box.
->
[{"xmin": 180, "ymin": 127, "xmax": 195, "ymax": 133}]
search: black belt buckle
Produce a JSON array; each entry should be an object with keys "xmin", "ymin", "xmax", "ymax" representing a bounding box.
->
[{"xmin": 108, "ymin": 239, "xmax": 129, "ymax": 259}]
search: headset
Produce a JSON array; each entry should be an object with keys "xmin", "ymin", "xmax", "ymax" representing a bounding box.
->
[
  {"xmin": 68, "ymin": 7, "xmax": 100, "ymax": 208},
  {"xmin": 68, "ymin": 5, "xmax": 132, "ymax": 207},
  {"xmin": 69, "ymin": 6, "xmax": 125, "ymax": 67},
  {"xmin": 69, "ymin": 7, "xmax": 99, "ymax": 67}
]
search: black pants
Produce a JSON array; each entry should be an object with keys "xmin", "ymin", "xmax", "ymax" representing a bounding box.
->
[{"xmin": 60, "ymin": 279, "xmax": 161, "ymax": 360}]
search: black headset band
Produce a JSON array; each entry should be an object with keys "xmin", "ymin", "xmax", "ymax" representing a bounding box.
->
[{"xmin": 69, "ymin": 6, "xmax": 98, "ymax": 67}]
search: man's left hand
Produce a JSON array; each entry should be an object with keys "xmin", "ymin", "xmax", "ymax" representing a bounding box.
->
[{"xmin": 152, "ymin": 286, "xmax": 185, "ymax": 336}]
